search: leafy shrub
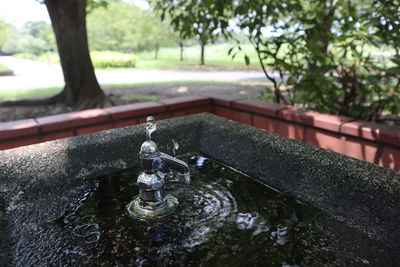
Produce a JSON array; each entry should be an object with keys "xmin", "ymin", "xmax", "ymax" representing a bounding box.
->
[
  {"xmin": 14, "ymin": 52, "xmax": 59, "ymax": 63},
  {"xmin": 245, "ymin": 1, "xmax": 400, "ymax": 121},
  {"xmin": 204, "ymin": 0, "xmax": 400, "ymax": 121},
  {"xmin": 38, "ymin": 52, "xmax": 59, "ymax": 63},
  {"xmin": 0, "ymin": 64, "xmax": 10, "ymax": 71},
  {"xmin": 91, "ymin": 51, "xmax": 137, "ymax": 68},
  {"xmin": 15, "ymin": 51, "xmax": 137, "ymax": 69},
  {"xmin": 13, "ymin": 53, "xmax": 35, "ymax": 60}
]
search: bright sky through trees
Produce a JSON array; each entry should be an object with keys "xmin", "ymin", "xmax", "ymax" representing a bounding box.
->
[
  {"xmin": 1, "ymin": 0, "xmax": 50, "ymax": 26},
  {"xmin": 0, "ymin": 0, "xmax": 149, "ymax": 27}
]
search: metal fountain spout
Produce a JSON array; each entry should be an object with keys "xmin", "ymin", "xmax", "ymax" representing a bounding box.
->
[{"xmin": 127, "ymin": 116, "xmax": 190, "ymax": 220}]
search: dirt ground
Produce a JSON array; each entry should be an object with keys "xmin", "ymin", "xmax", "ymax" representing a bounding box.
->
[{"xmin": 0, "ymin": 83, "xmax": 268, "ymax": 122}]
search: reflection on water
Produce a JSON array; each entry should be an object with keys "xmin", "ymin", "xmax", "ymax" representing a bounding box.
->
[{"xmin": 48, "ymin": 155, "xmax": 398, "ymax": 266}]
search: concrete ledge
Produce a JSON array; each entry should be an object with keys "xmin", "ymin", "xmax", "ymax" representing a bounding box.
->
[
  {"xmin": 277, "ymin": 106, "xmax": 352, "ymax": 132},
  {"xmin": 104, "ymin": 101, "xmax": 166, "ymax": 120},
  {"xmin": 0, "ymin": 119, "xmax": 39, "ymax": 141},
  {"xmin": 0, "ymin": 96, "xmax": 398, "ymax": 170},
  {"xmin": 0, "ymin": 70, "xmax": 14, "ymax": 76},
  {"xmin": 37, "ymin": 108, "xmax": 110, "ymax": 133}
]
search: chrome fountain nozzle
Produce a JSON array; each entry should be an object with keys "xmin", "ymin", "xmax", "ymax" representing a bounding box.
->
[{"xmin": 127, "ymin": 116, "xmax": 190, "ymax": 220}]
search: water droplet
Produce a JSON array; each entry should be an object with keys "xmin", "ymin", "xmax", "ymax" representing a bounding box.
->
[
  {"xmin": 145, "ymin": 116, "xmax": 156, "ymax": 140},
  {"xmin": 196, "ymin": 156, "xmax": 207, "ymax": 167},
  {"xmin": 236, "ymin": 213, "xmax": 258, "ymax": 230},
  {"xmin": 184, "ymin": 173, "xmax": 191, "ymax": 184},
  {"xmin": 172, "ymin": 139, "xmax": 179, "ymax": 155}
]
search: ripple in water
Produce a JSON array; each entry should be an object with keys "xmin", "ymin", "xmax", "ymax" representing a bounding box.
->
[
  {"xmin": 170, "ymin": 179, "xmax": 238, "ymax": 248},
  {"xmin": 52, "ymin": 155, "xmax": 397, "ymax": 266}
]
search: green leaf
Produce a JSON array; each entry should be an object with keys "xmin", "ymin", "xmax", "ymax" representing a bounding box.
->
[
  {"xmin": 228, "ymin": 47, "xmax": 234, "ymax": 56},
  {"xmin": 244, "ymin": 55, "xmax": 250, "ymax": 66},
  {"xmin": 231, "ymin": 51, "xmax": 238, "ymax": 60},
  {"xmin": 306, "ymin": 12, "xmax": 316, "ymax": 20},
  {"xmin": 391, "ymin": 57, "xmax": 400, "ymax": 65},
  {"xmin": 302, "ymin": 22, "xmax": 315, "ymax": 29}
]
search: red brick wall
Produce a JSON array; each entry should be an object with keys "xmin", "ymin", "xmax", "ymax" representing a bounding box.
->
[{"xmin": 0, "ymin": 96, "xmax": 399, "ymax": 170}]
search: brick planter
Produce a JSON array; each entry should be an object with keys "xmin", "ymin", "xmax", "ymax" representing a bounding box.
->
[{"xmin": 0, "ymin": 95, "xmax": 399, "ymax": 170}]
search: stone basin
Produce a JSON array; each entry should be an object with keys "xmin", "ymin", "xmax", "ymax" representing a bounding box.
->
[{"xmin": 0, "ymin": 113, "xmax": 399, "ymax": 265}]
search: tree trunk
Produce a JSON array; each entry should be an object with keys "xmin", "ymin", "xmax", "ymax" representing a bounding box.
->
[
  {"xmin": 154, "ymin": 44, "xmax": 159, "ymax": 60},
  {"xmin": 200, "ymin": 41, "xmax": 205, "ymax": 65},
  {"xmin": 179, "ymin": 41, "xmax": 184, "ymax": 61},
  {"xmin": 44, "ymin": 0, "xmax": 110, "ymax": 109}
]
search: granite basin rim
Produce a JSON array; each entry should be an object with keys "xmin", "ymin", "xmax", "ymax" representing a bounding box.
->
[{"xmin": 0, "ymin": 113, "xmax": 399, "ymax": 265}]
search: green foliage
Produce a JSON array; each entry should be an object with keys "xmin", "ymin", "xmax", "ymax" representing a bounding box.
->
[
  {"xmin": 91, "ymin": 51, "xmax": 137, "ymax": 68},
  {"xmin": 1, "ymin": 20, "xmax": 56, "ymax": 55},
  {"xmin": 150, "ymin": 0, "xmax": 227, "ymax": 64},
  {"xmin": 15, "ymin": 50, "xmax": 137, "ymax": 69},
  {"xmin": 135, "ymin": 43, "xmax": 258, "ymax": 69},
  {"xmin": 5, "ymin": 1, "xmax": 176, "ymax": 58},
  {"xmin": 0, "ymin": 64, "xmax": 10, "ymax": 71},
  {"xmin": 14, "ymin": 52, "xmax": 58, "ymax": 62},
  {"xmin": 216, "ymin": 0, "xmax": 400, "ymax": 121},
  {"xmin": 87, "ymin": 1, "xmax": 178, "ymax": 52},
  {"xmin": 16, "ymin": 42, "xmax": 257, "ymax": 69},
  {"xmin": 0, "ymin": 18, "xmax": 15, "ymax": 53},
  {"xmin": 87, "ymin": 0, "xmax": 108, "ymax": 13},
  {"xmin": 139, "ymin": 11, "xmax": 179, "ymax": 57},
  {"xmin": 20, "ymin": 21, "xmax": 55, "ymax": 55}
]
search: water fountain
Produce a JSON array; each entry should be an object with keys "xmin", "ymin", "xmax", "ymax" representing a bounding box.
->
[
  {"xmin": 0, "ymin": 113, "xmax": 399, "ymax": 265},
  {"xmin": 127, "ymin": 116, "xmax": 190, "ymax": 220}
]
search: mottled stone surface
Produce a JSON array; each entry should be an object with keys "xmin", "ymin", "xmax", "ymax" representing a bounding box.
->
[
  {"xmin": 198, "ymin": 114, "xmax": 400, "ymax": 250},
  {"xmin": 0, "ymin": 116, "xmax": 201, "ymax": 266},
  {"xmin": 0, "ymin": 113, "xmax": 399, "ymax": 265}
]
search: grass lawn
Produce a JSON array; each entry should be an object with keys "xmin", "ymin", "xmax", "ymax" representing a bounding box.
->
[
  {"xmin": 14, "ymin": 42, "xmax": 395, "ymax": 71},
  {"xmin": 135, "ymin": 43, "xmax": 260, "ymax": 70},
  {"xmin": 134, "ymin": 43, "xmax": 393, "ymax": 69},
  {"xmin": 15, "ymin": 43, "xmax": 260, "ymax": 70},
  {"xmin": 0, "ymin": 87, "xmax": 62, "ymax": 101},
  {"xmin": 0, "ymin": 80, "xmax": 263, "ymax": 101}
]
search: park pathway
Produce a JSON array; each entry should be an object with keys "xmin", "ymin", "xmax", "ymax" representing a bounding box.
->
[{"xmin": 0, "ymin": 56, "xmax": 269, "ymax": 92}]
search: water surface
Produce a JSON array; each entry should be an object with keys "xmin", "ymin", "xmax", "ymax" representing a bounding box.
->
[{"xmin": 54, "ymin": 155, "xmax": 397, "ymax": 266}]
